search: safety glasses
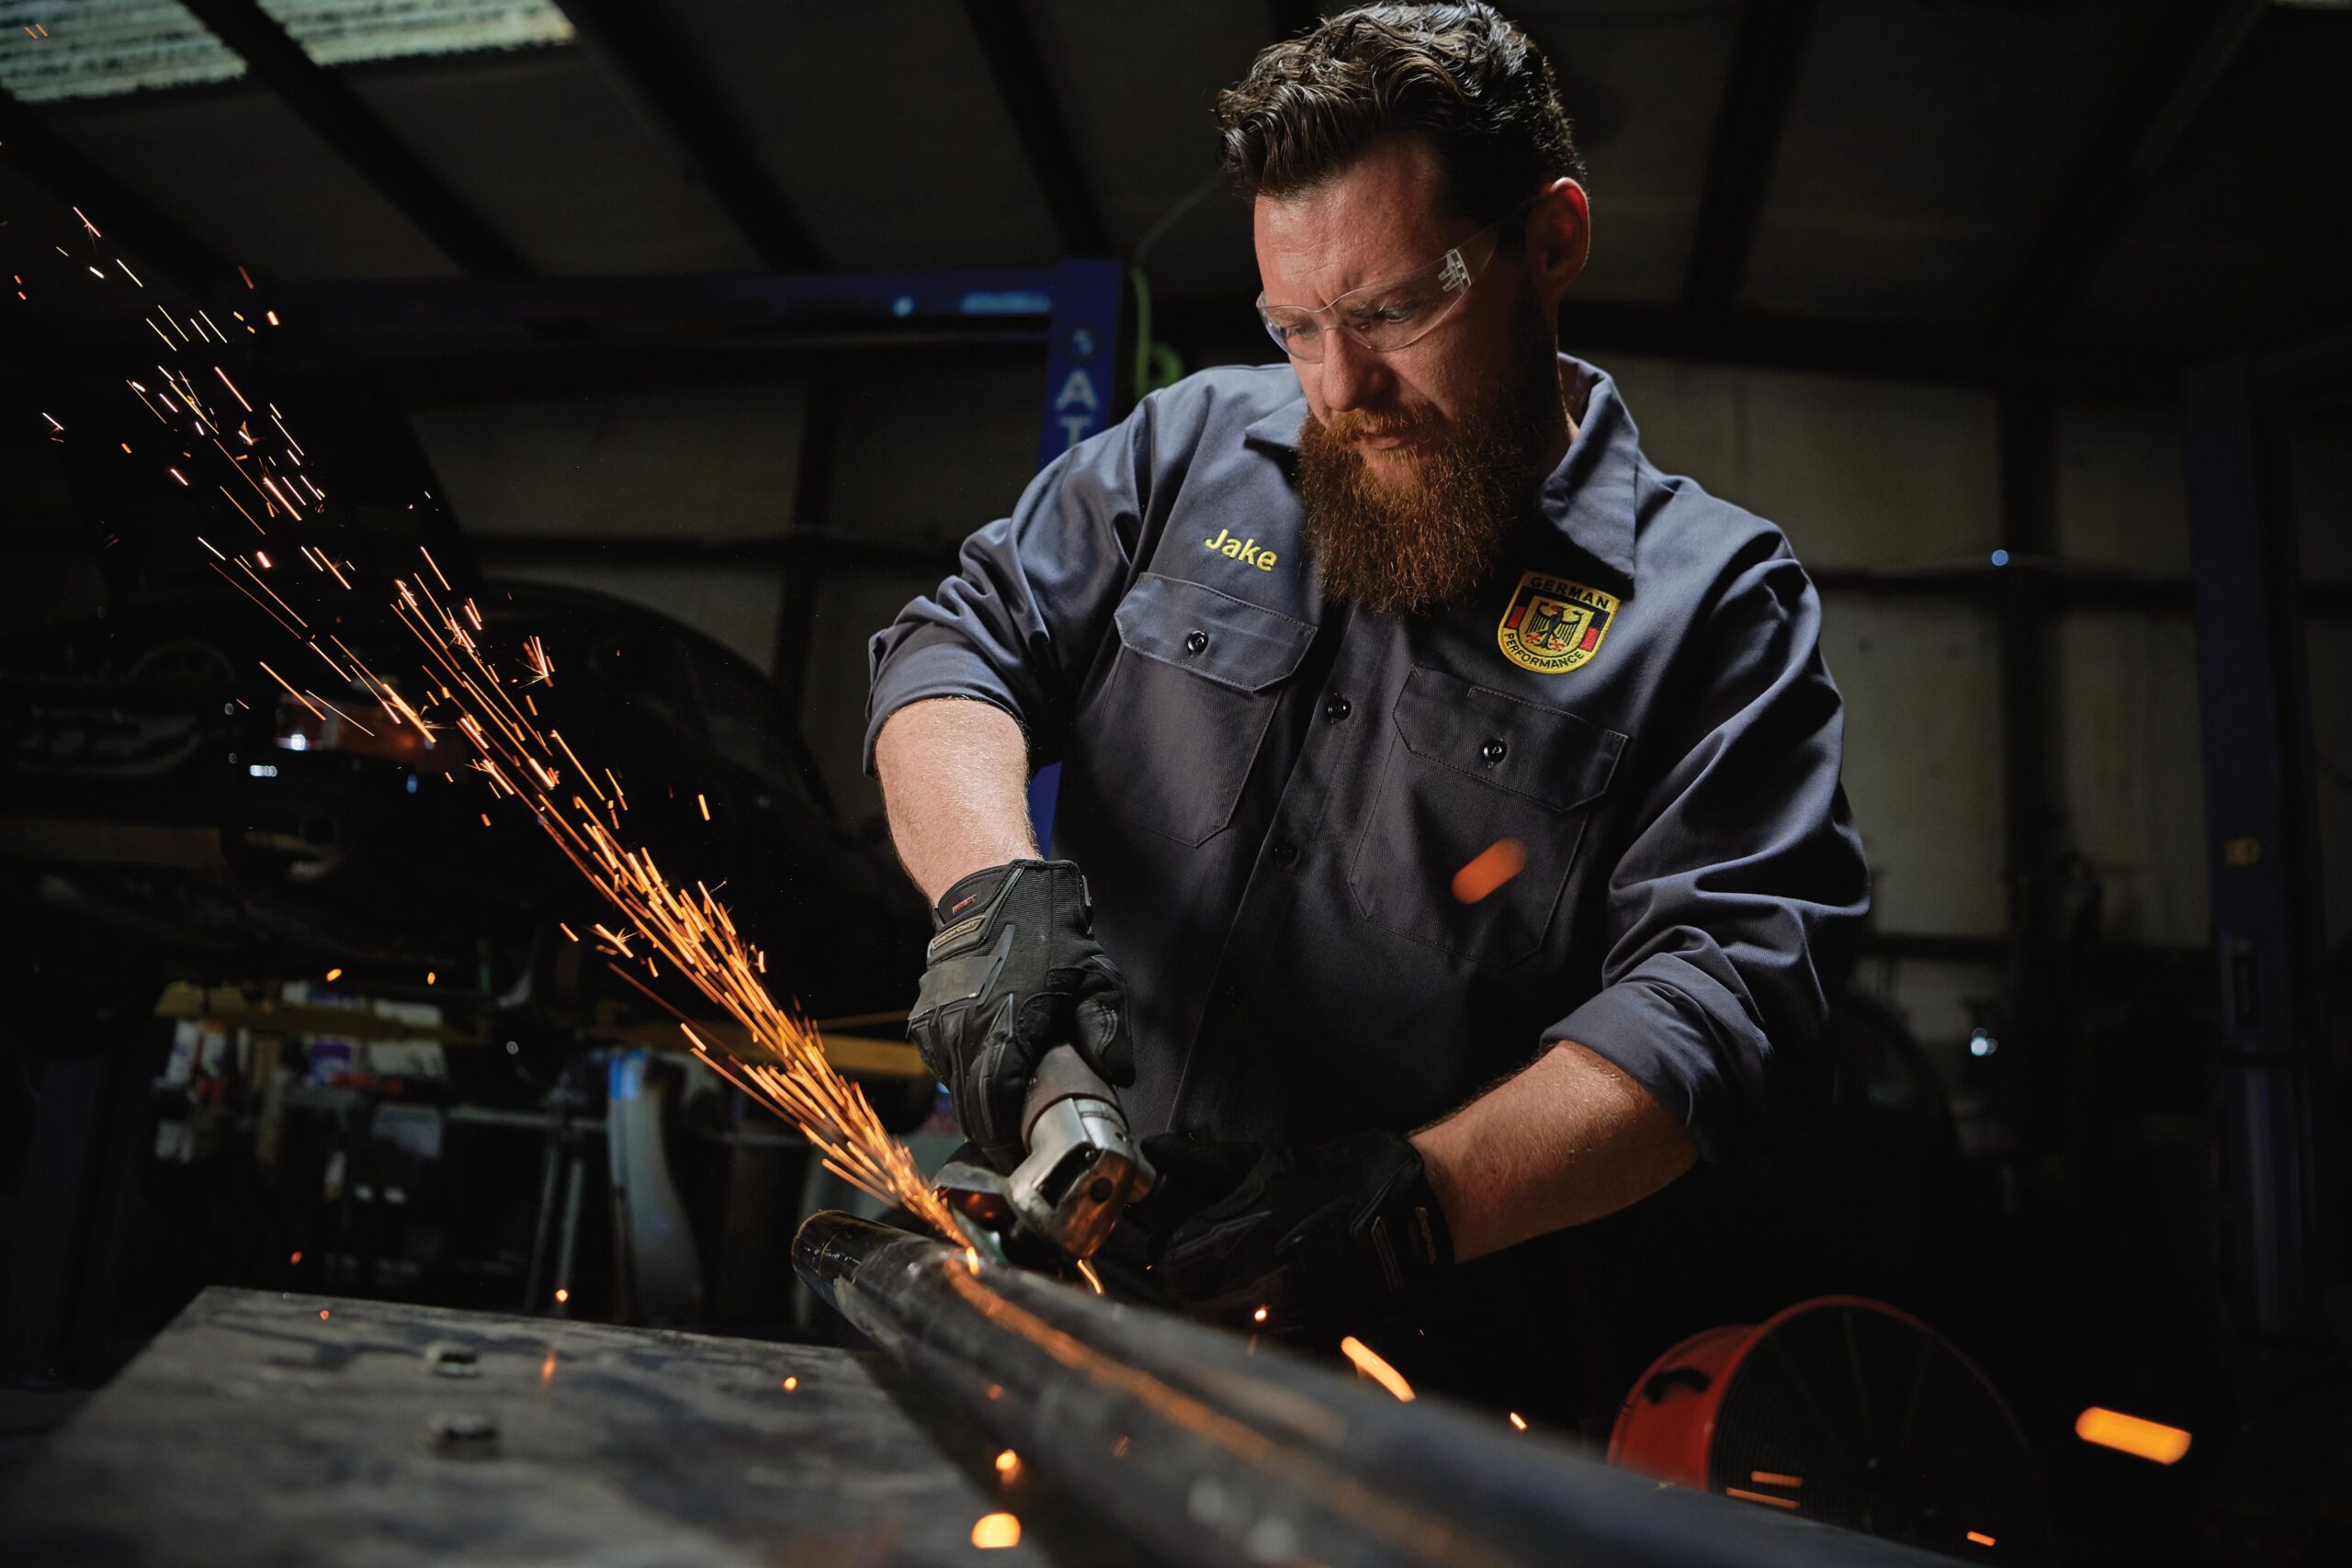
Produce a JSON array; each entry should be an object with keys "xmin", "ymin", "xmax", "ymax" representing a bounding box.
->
[{"xmin": 1255, "ymin": 199, "xmax": 1532, "ymax": 362}]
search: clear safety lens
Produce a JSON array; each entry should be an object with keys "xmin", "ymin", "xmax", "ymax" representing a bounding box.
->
[{"xmin": 1257, "ymin": 238, "xmax": 1487, "ymax": 362}]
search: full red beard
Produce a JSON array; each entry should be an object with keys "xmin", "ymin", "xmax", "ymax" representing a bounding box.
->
[{"xmin": 1295, "ymin": 301, "xmax": 1564, "ymax": 617}]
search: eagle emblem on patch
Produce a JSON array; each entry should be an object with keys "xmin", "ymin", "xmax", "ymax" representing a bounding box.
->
[{"xmin": 1497, "ymin": 570, "xmax": 1617, "ymax": 674}]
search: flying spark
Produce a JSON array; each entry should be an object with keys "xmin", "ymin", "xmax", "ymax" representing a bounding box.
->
[
  {"xmin": 19, "ymin": 216, "xmax": 963, "ymax": 1251},
  {"xmin": 1451, "ymin": 838, "xmax": 1526, "ymax": 904},
  {"xmin": 1339, "ymin": 1337, "xmax": 1415, "ymax": 1403},
  {"xmin": 2075, "ymin": 1406, "xmax": 2191, "ymax": 1464},
  {"xmin": 970, "ymin": 1514, "xmax": 1021, "ymax": 1550}
]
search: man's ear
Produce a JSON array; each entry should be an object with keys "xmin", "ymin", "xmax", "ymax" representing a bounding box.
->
[{"xmin": 1525, "ymin": 178, "xmax": 1589, "ymax": 306}]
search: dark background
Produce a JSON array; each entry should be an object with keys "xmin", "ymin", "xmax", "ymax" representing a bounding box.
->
[{"xmin": 2, "ymin": 3, "xmax": 2347, "ymax": 1564}]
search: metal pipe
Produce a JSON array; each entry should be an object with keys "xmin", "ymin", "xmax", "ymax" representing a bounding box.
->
[{"xmin": 792, "ymin": 1212, "xmax": 1950, "ymax": 1568}]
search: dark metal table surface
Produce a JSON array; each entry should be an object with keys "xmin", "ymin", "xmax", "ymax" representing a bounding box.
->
[{"xmin": 0, "ymin": 1285, "xmax": 1143, "ymax": 1566}]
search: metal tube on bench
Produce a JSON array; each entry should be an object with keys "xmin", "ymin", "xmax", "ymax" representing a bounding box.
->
[{"xmin": 792, "ymin": 1211, "xmax": 1949, "ymax": 1568}]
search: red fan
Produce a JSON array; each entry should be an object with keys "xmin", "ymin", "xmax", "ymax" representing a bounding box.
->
[{"xmin": 1610, "ymin": 1296, "xmax": 2048, "ymax": 1562}]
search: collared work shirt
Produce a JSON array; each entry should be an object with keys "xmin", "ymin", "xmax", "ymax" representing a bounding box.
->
[{"xmin": 865, "ymin": 355, "xmax": 1868, "ymax": 1165}]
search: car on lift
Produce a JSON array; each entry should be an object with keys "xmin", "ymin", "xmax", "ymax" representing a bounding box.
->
[{"xmin": 0, "ymin": 577, "xmax": 928, "ymax": 1055}]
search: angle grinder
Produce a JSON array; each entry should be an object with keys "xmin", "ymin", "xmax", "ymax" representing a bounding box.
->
[{"xmin": 933, "ymin": 1043, "xmax": 1154, "ymax": 1265}]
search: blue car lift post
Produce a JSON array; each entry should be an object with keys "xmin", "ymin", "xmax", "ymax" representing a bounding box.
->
[
  {"xmin": 2182, "ymin": 333, "xmax": 2349, "ymax": 1344},
  {"xmin": 1018, "ymin": 258, "xmax": 1128, "ymax": 849}
]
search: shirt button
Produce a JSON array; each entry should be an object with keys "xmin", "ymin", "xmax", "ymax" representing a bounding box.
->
[
  {"xmin": 1481, "ymin": 739, "xmax": 1508, "ymax": 764},
  {"xmin": 1183, "ymin": 629, "xmax": 1209, "ymax": 655},
  {"xmin": 1324, "ymin": 694, "xmax": 1351, "ymax": 722},
  {"xmin": 1270, "ymin": 840, "xmax": 1299, "ymax": 867}
]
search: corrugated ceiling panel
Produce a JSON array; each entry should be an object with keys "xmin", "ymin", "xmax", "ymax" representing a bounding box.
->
[
  {"xmin": 2070, "ymin": 7, "xmax": 2352, "ymax": 352},
  {"xmin": 666, "ymin": 0, "xmax": 1057, "ymax": 269},
  {"xmin": 41, "ymin": 83, "xmax": 457, "ymax": 278},
  {"xmin": 1512, "ymin": 4, "xmax": 1737, "ymax": 307},
  {"xmin": 1745, "ymin": 0, "xmax": 2165, "ymax": 328},
  {"xmin": 345, "ymin": 47, "xmax": 763, "ymax": 275},
  {"xmin": 1024, "ymin": 0, "xmax": 1262, "ymax": 302}
]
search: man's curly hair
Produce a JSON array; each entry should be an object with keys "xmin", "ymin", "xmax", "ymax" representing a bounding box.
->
[{"xmin": 1216, "ymin": 4, "xmax": 1584, "ymax": 236}]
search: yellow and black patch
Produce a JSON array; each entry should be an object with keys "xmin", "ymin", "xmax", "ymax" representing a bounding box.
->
[{"xmin": 1497, "ymin": 570, "xmax": 1618, "ymax": 674}]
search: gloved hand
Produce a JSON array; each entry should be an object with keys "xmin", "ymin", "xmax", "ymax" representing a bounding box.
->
[
  {"xmin": 1134, "ymin": 1129, "xmax": 1452, "ymax": 1336},
  {"xmin": 906, "ymin": 860, "xmax": 1131, "ymax": 1171}
]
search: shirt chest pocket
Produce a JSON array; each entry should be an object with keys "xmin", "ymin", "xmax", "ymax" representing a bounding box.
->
[
  {"xmin": 1082, "ymin": 574, "xmax": 1315, "ymax": 846},
  {"xmin": 1349, "ymin": 666, "xmax": 1626, "ymax": 969}
]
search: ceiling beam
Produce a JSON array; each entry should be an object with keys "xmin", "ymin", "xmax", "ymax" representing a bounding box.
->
[
  {"xmin": 176, "ymin": 0, "xmax": 535, "ymax": 278},
  {"xmin": 961, "ymin": 0, "xmax": 1112, "ymax": 255},
  {"xmin": 1680, "ymin": 0, "xmax": 1818, "ymax": 314},
  {"xmin": 0, "ymin": 87, "xmax": 232, "ymax": 290},
  {"xmin": 164, "ymin": 270, "xmax": 2184, "ymax": 400},
  {"xmin": 553, "ymin": 0, "xmax": 824, "ymax": 271},
  {"xmin": 1996, "ymin": 0, "xmax": 2270, "ymax": 342}
]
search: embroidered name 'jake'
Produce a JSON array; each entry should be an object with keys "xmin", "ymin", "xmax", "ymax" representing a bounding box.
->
[{"xmin": 1203, "ymin": 526, "xmax": 1278, "ymax": 571}]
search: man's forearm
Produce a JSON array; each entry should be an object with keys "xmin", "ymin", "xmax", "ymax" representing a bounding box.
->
[
  {"xmin": 1409, "ymin": 1043, "xmax": 1696, "ymax": 1262},
  {"xmin": 874, "ymin": 697, "xmax": 1040, "ymax": 904}
]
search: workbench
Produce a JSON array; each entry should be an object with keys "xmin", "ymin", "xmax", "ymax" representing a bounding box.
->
[{"xmin": 0, "ymin": 1286, "xmax": 1144, "ymax": 1566}]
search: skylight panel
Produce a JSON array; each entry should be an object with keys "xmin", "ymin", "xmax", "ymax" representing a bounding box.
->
[
  {"xmin": 260, "ymin": 0, "xmax": 573, "ymax": 69},
  {"xmin": 0, "ymin": 3, "xmax": 243, "ymax": 103},
  {"xmin": 0, "ymin": 0, "xmax": 572, "ymax": 103}
]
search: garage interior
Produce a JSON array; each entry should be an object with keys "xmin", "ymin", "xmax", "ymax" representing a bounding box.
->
[{"xmin": 0, "ymin": 2, "xmax": 2347, "ymax": 1564}]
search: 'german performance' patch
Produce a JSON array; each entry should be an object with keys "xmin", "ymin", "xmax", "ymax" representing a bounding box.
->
[{"xmin": 1497, "ymin": 570, "xmax": 1618, "ymax": 674}]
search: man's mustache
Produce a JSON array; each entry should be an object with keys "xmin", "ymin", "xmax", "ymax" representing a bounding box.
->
[{"xmin": 1319, "ymin": 409, "xmax": 1436, "ymax": 444}]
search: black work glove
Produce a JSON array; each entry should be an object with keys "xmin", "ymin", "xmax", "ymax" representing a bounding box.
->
[
  {"xmin": 1135, "ymin": 1129, "xmax": 1452, "ymax": 1337},
  {"xmin": 906, "ymin": 860, "xmax": 1131, "ymax": 1172}
]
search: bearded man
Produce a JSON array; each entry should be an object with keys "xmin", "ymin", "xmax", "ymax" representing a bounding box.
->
[{"xmin": 864, "ymin": 2, "xmax": 1868, "ymax": 1427}]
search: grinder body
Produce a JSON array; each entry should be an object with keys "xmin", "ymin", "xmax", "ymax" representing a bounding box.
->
[{"xmin": 933, "ymin": 1043, "xmax": 1152, "ymax": 1262}]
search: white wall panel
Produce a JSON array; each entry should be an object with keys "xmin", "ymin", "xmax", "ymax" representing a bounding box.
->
[
  {"xmin": 797, "ymin": 570, "xmax": 950, "ymax": 831},
  {"xmin": 2055, "ymin": 402, "xmax": 2191, "ymax": 578},
  {"xmin": 489, "ymin": 560, "xmax": 781, "ymax": 678},
  {"xmin": 827, "ymin": 363, "xmax": 1047, "ymax": 550},
  {"xmin": 1600, "ymin": 355, "xmax": 2000, "ymax": 570},
  {"xmin": 412, "ymin": 384, "xmax": 805, "ymax": 541},
  {"xmin": 2055, "ymin": 613, "xmax": 2208, "ymax": 948},
  {"xmin": 1816, "ymin": 592, "xmax": 2006, "ymax": 936}
]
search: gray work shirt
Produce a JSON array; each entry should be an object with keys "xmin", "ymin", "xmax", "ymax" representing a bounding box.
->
[{"xmin": 865, "ymin": 355, "xmax": 1869, "ymax": 1165}]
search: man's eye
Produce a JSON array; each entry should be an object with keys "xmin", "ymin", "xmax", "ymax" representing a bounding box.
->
[{"xmin": 1350, "ymin": 298, "xmax": 1426, "ymax": 329}]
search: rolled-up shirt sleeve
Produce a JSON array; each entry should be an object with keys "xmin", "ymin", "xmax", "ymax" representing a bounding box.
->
[
  {"xmin": 862, "ymin": 399, "xmax": 1157, "ymax": 775},
  {"xmin": 1543, "ymin": 540, "xmax": 1870, "ymax": 1164}
]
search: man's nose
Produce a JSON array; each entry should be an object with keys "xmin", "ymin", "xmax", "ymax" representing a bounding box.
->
[{"xmin": 1316, "ymin": 329, "xmax": 1389, "ymax": 414}]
